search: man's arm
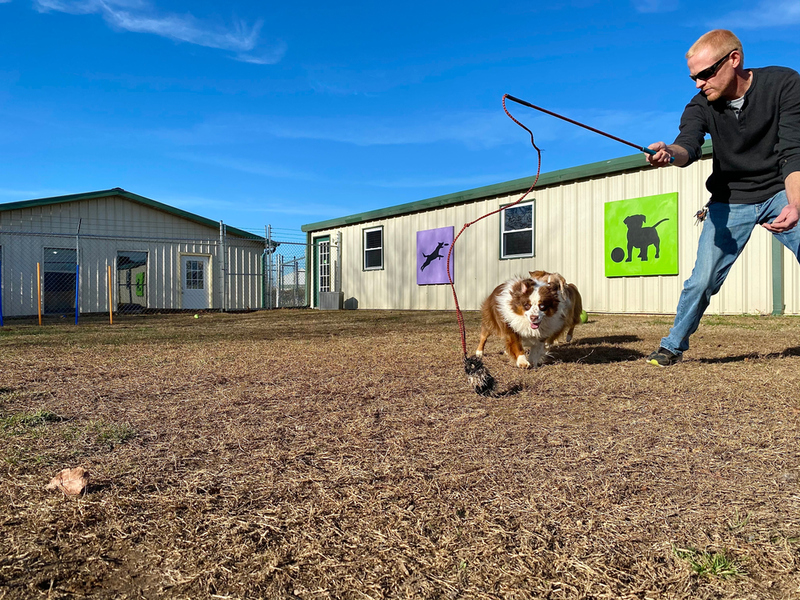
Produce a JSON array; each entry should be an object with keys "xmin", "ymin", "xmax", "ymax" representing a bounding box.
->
[
  {"xmin": 645, "ymin": 142, "xmax": 691, "ymax": 168},
  {"xmin": 763, "ymin": 170, "xmax": 800, "ymax": 233}
]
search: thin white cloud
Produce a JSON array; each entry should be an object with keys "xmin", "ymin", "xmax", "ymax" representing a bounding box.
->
[
  {"xmin": 154, "ymin": 110, "xmax": 536, "ymax": 149},
  {"xmin": 168, "ymin": 150, "xmax": 511, "ymax": 193},
  {"xmin": 0, "ymin": 188, "xmax": 69, "ymax": 201},
  {"xmin": 363, "ymin": 173, "xmax": 518, "ymax": 190},
  {"xmin": 234, "ymin": 45, "xmax": 287, "ymax": 65},
  {"xmin": 169, "ymin": 152, "xmax": 317, "ymax": 181},
  {"xmin": 33, "ymin": 0, "xmax": 284, "ymax": 63},
  {"xmin": 165, "ymin": 193, "xmax": 339, "ymax": 219},
  {"xmin": 148, "ymin": 105, "xmax": 678, "ymax": 157},
  {"xmin": 632, "ymin": 0, "xmax": 679, "ymax": 14},
  {"xmin": 714, "ymin": 0, "xmax": 800, "ymax": 28}
]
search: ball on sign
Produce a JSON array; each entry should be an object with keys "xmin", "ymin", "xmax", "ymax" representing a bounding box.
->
[{"xmin": 580, "ymin": 310, "xmax": 588, "ymax": 324}]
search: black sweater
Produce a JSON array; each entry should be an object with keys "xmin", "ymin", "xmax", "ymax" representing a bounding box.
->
[{"xmin": 674, "ymin": 66, "xmax": 800, "ymax": 204}]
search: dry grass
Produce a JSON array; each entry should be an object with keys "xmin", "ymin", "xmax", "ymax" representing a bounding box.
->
[{"xmin": 1, "ymin": 309, "xmax": 799, "ymax": 599}]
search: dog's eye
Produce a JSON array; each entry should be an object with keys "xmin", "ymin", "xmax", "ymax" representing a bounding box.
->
[
  {"xmin": 523, "ymin": 302, "xmax": 531, "ymax": 310},
  {"xmin": 539, "ymin": 303, "xmax": 546, "ymax": 311}
]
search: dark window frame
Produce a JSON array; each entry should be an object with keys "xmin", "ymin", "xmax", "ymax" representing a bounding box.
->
[
  {"xmin": 500, "ymin": 200, "xmax": 535, "ymax": 259},
  {"xmin": 363, "ymin": 225, "xmax": 384, "ymax": 271}
]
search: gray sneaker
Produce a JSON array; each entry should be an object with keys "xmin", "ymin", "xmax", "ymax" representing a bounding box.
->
[{"xmin": 647, "ymin": 347, "xmax": 681, "ymax": 367}]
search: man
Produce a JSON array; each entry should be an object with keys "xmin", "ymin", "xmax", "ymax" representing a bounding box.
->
[{"xmin": 645, "ymin": 29, "xmax": 800, "ymax": 367}]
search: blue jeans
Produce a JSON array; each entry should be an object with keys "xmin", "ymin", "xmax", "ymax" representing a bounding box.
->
[{"xmin": 661, "ymin": 191, "xmax": 800, "ymax": 355}]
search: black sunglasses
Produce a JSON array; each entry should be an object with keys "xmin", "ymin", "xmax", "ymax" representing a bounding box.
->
[{"xmin": 690, "ymin": 50, "xmax": 734, "ymax": 82}]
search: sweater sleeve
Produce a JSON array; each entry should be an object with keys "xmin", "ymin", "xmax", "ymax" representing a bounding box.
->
[
  {"xmin": 672, "ymin": 97, "xmax": 708, "ymax": 167},
  {"xmin": 778, "ymin": 69, "xmax": 800, "ymax": 180}
]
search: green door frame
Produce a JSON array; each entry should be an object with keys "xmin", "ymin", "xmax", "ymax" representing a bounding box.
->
[{"xmin": 313, "ymin": 236, "xmax": 330, "ymax": 308}]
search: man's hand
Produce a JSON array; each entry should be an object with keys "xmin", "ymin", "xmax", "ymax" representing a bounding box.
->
[
  {"xmin": 763, "ymin": 204, "xmax": 800, "ymax": 233},
  {"xmin": 645, "ymin": 142, "xmax": 673, "ymax": 167},
  {"xmin": 645, "ymin": 142, "xmax": 689, "ymax": 167}
]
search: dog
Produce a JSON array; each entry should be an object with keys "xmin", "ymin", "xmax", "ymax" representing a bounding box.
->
[
  {"xmin": 475, "ymin": 270, "xmax": 583, "ymax": 368},
  {"xmin": 420, "ymin": 241, "xmax": 448, "ymax": 271},
  {"xmin": 623, "ymin": 214, "xmax": 669, "ymax": 262}
]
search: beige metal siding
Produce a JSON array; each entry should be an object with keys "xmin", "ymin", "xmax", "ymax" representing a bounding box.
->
[
  {"xmin": 0, "ymin": 194, "xmax": 263, "ymax": 316},
  {"xmin": 225, "ymin": 239, "xmax": 265, "ymax": 311},
  {"xmin": 782, "ymin": 246, "xmax": 800, "ymax": 315},
  {"xmin": 315, "ymin": 155, "xmax": 781, "ymax": 315}
]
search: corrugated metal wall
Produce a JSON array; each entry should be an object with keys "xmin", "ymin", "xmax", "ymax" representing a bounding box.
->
[
  {"xmin": 313, "ymin": 155, "xmax": 789, "ymax": 315},
  {"xmin": 0, "ymin": 195, "xmax": 266, "ymax": 315},
  {"xmin": 782, "ymin": 245, "xmax": 800, "ymax": 315}
]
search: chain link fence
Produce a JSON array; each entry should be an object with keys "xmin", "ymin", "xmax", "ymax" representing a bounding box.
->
[{"xmin": 0, "ymin": 219, "xmax": 309, "ymax": 324}]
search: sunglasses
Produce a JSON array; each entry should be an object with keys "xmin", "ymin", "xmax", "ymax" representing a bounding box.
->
[{"xmin": 690, "ymin": 50, "xmax": 734, "ymax": 82}]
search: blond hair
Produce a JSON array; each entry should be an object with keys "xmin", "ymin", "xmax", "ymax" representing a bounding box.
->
[{"xmin": 686, "ymin": 29, "xmax": 743, "ymax": 63}]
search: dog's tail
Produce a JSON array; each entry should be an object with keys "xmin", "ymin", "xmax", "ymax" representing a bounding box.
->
[{"xmin": 652, "ymin": 218, "xmax": 669, "ymax": 228}]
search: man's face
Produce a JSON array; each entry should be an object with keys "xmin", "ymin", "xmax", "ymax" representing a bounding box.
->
[{"xmin": 687, "ymin": 46, "xmax": 736, "ymax": 102}]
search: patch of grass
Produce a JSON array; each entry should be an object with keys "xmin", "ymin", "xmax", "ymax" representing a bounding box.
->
[
  {"xmin": 89, "ymin": 420, "xmax": 138, "ymax": 447},
  {"xmin": 674, "ymin": 546, "xmax": 745, "ymax": 579},
  {"xmin": 727, "ymin": 509, "xmax": 750, "ymax": 531},
  {"xmin": 3, "ymin": 312, "xmax": 800, "ymax": 599},
  {"xmin": 1, "ymin": 409, "xmax": 62, "ymax": 433}
]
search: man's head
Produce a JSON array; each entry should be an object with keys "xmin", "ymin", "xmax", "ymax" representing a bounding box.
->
[{"xmin": 686, "ymin": 30, "xmax": 748, "ymax": 102}]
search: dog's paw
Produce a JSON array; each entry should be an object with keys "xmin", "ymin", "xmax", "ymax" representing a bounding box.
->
[
  {"xmin": 475, "ymin": 349, "xmax": 484, "ymax": 358},
  {"xmin": 516, "ymin": 355, "xmax": 531, "ymax": 369}
]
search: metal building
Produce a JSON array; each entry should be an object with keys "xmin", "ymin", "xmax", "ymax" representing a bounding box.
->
[
  {"xmin": 302, "ymin": 145, "xmax": 800, "ymax": 315},
  {"xmin": 0, "ymin": 188, "xmax": 270, "ymax": 318}
]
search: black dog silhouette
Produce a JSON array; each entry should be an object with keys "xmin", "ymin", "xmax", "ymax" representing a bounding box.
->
[
  {"xmin": 623, "ymin": 214, "xmax": 668, "ymax": 261},
  {"xmin": 420, "ymin": 241, "xmax": 449, "ymax": 271}
]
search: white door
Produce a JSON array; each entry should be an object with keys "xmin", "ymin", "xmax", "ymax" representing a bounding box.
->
[{"xmin": 182, "ymin": 256, "xmax": 210, "ymax": 309}]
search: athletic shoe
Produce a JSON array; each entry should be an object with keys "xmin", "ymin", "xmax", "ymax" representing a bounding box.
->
[{"xmin": 646, "ymin": 347, "xmax": 681, "ymax": 367}]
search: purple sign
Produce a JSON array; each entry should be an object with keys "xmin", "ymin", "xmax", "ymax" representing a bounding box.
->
[{"xmin": 417, "ymin": 226, "xmax": 454, "ymax": 285}]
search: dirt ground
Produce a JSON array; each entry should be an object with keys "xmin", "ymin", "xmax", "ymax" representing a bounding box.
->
[{"xmin": 1, "ymin": 309, "xmax": 799, "ymax": 599}]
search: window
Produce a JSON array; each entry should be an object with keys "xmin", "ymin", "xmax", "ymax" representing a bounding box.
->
[
  {"xmin": 185, "ymin": 259, "xmax": 205, "ymax": 290},
  {"xmin": 363, "ymin": 226, "xmax": 384, "ymax": 270},
  {"xmin": 501, "ymin": 201, "xmax": 534, "ymax": 259}
]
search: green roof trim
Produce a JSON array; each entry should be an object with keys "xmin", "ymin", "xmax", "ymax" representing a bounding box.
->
[
  {"xmin": 0, "ymin": 187, "xmax": 263, "ymax": 240},
  {"xmin": 302, "ymin": 141, "xmax": 713, "ymax": 233}
]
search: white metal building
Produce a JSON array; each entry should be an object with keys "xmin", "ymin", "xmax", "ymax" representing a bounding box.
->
[
  {"xmin": 0, "ymin": 188, "xmax": 270, "ymax": 318},
  {"xmin": 302, "ymin": 144, "xmax": 800, "ymax": 315}
]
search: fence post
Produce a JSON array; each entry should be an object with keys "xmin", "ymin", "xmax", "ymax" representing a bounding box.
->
[
  {"xmin": 278, "ymin": 254, "xmax": 284, "ymax": 308},
  {"xmin": 107, "ymin": 264, "xmax": 113, "ymax": 325},
  {"xmin": 219, "ymin": 221, "xmax": 228, "ymax": 312},
  {"xmin": 294, "ymin": 256, "xmax": 300, "ymax": 305},
  {"xmin": 263, "ymin": 226, "xmax": 269, "ymax": 310},
  {"xmin": 37, "ymin": 262, "xmax": 42, "ymax": 326},
  {"xmin": 267, "ymin": 225, "xmax": 273, "ymax": 309},
  {"xmin": 335, "ymin": 231, "xmax": 342, "ymax": 293},
  {"xmin": 75, "ymin": 218, "xmax": 81, "ymax": 325}
]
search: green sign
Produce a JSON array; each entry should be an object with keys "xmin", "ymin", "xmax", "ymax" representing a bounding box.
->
[{"xmin": 604, "ymin": 193, "xmax": 678, "ymax": 277}]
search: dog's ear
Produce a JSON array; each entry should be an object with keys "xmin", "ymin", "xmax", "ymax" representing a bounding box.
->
[
  {"xmin": 551, "ymin": 273, "xmax": 567, "ymax": 294},
  {"xmin": 519, "ymin": 278, "xmax": 537, "ymax": 295},
  {"xmin": 529, "ymin": 270, "xmax": 546, "ymax": 281},
  {"xmin": 624, "ymin": 214, "xmax": 646, "ymax": 226}
]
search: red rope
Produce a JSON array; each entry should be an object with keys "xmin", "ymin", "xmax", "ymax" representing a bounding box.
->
[{"xmin": 446, "ymin": 94, "xmax": 543, "ymax": 357}]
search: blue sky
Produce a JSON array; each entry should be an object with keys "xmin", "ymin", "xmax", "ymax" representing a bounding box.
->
[{"xmin": 1, "ymin": 0, "xmax": 799, "ymax": 240}]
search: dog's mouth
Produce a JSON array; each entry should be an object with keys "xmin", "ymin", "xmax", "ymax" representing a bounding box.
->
[{"xmin": 530, "ymin": 314, "xmax": 542, "ymax": 330}]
